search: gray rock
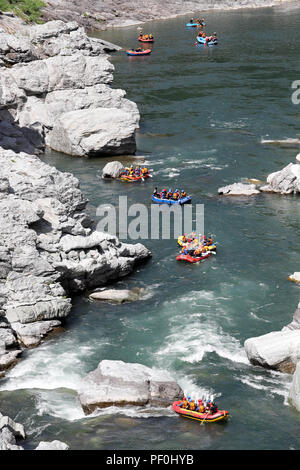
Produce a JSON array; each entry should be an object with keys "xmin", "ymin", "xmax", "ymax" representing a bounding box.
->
[
  {"xmin": 78, "ymin": 360, "xmax": 184, "ymax": 415},
  {"xmin": 102, "ymin": 161, "xmax": 125, "ymax": 179},
  {"xmin": 289, "ymin": 361, "xmax": 300, "ymax": 412},
  {"xmin": 260, "ymin": 163, "xmax": 300, "ymax": 194},
  {"xmin": 89, "ymin": 288, "xmax": 144, "ymax": 303},
  {"xmin": 0, "ymin": 415, "xmax": 26, "ymax": 439},
  {"xmin": 0, "ymin": 350, "xmax": 21, "ymax": 371},
  {"xmin": 244, "ymin": 330, "xmax": 300, "ymax": 373},
  {"xmin": 11, "ymin": 320, "xmax": 61, "ymax": 347},
  {"xmin": 49, "ymin": 107, "xmax": 138, "ymax": 157},
  {"xmin": 0, "ymin": 427, "xmax": 23, "ymax": 450},
  {"xmin": 218, "ymin": 182, "xmax": 260, "ymax": 196},
  {"xmin": 35, "ymin": 440, "xmax": 69, "ymax": 450}
]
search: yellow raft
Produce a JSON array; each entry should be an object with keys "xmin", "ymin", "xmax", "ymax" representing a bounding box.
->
[{"xmin": 177, "ymin": 235, "xmax": 217, "ymax": 252}]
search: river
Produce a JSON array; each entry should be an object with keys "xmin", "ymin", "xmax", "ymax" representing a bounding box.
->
[{"xmin": 1, "ymin": 4, "xmax": 300, "ymax": 450}]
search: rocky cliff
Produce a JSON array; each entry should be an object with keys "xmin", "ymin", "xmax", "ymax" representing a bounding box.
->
[
  {"xmin": 0, "ymin": 20, "xmax": 151, "ymax": 376},
  {"xmin": 40, "ymin": 0, "xmax": 291, "ymax": 31}
]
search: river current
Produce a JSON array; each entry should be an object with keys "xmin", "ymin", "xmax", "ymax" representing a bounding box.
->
[{"xmin": 1, "ymin": 4, "xmax": 300, "ymax": 450}]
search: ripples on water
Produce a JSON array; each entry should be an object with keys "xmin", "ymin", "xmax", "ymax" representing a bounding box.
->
[{"xmin": 1, "ymin": 4, "xmax": 300, "ymax": 450}]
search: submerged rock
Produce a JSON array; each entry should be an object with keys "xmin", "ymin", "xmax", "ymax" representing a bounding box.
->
[
  {"xmin": 89, "ymin": 287, "xmax": 145, "ymax": 303},
  {"xmin": 218, "ymin": 182, "xmax": 260, "ymax": 196},
  {"xmin": 35, "ymin": 440, "xmax": 69, "ymax": 450},
  {"xmin": 78, "ymin": 360, "xmax": 184, "ymax": 415}
]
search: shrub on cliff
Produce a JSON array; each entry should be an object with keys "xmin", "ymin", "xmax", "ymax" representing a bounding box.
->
[{"xmin": 0, "ymin": 0, "xmax": 46, "ymax": 23}]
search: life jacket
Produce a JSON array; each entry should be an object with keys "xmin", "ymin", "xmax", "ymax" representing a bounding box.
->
[
  {"xmin": 189, "ymin": 401, "xmax": 196, "ymax": 411},
  {"xmin": 182, "ymin": 400, "xmax": 188, "ymax": 409},
  {"xmin": 198, "ymin": 405, "xmax": 205, "ymax": 413},
  {"xmin": 129, "ymin": 167, "xmax": 134, "ymax": 174},
  {"xmin": 207, "ymin": 238, "xmax": 213, "ymax": 245},
  {"xmin": 167, "ymin": 192, "xmax": 173, "ymax": 198},
  {"xmin": 182, "ymin": 236, "xmax": 187, "ymax": 243},
  {"xmin": 181, "ymin": 191, "xmax": 187, "ymax": 198}
]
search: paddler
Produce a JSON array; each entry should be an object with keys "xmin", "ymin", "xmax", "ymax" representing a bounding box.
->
[
  {"xmin": 196, "ymin": 400, "xmax": 205, "ymax": 413},
  {"xmin": 179, "ymin": 397, "xmax": 188, "ymax": 409},
  {"xmin": 129, "ymin": 165, "xmax": 134, "ymax": 175},
  {"xmin": 182, "ymin": 234, "xmax": 187, "ymax": 243},
  {"xmin": 166, "ymin": 188, "xmax": 173, "ymax": 199},
  {"xmin": 189, "ymin": 399, "xmax": 196, "ymax": 411},
  {"xmin": 207, "ymin": 235, "xmax": 213, "ymax": 246}
]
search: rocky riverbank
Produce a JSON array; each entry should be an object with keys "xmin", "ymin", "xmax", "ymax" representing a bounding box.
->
[
  {"xmin": 0, "ymin": 19, "xmax": 151, "ymax": 378},
  {"xmin": 39, "ymin": 0, "xmax": 292, "ymax": 31}
]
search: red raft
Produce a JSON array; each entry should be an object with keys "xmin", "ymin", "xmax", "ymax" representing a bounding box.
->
[
  {"xmin": 176, "ymin": 252, "xmax": 211, "ymax": 263},
  {"xmin": 172, "ymin": 401, "xmax": 229, "ymax": 423},
  {"xmin": 138, "ymin": 37, "xmax": 154, "ymax": 43},
  {"xmin": 120, "ymin": 173, "xmax": 151, "ymax": 182},
  {"xmin": 126, "ymin": 49, "xmax": 152, "ymax": 56}
]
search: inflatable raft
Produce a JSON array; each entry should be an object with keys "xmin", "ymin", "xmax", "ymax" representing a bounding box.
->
[
  {"xmin": 196, "ymin": 36, "xmax": 218, "ymax": 46},
  {"xmin": 172, "ymin": 401, "xmax": 229, "ymax": 423},
  {"xmin": 177, "ymin": 236, "xmax": 217, "ymax": 252},
  {"xmin": 152, "ymin": 195, "xmax": 191, "ymax": 205},
  {"xmin": 186, "ymin": 22, "xmax": 206, "ymax": 27},
  {"xmin": 126, "ymin": 49, "xmax": 152, "ymax": 56},
  {"xmin": 176, "ymin": 252, "xmax": 211, "ymax": 263},
  {"xmin": 138, "ymin": 37, "xmax": 154, "ymax": 43},
  {"xmin": 121, "ymin": 173, "xmax": 151, "ymax": 182}
]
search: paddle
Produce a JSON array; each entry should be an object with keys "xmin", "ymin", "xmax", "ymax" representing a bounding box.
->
[{"xmin": 200, "ymin": 412, "xmax": 209, "ymax": 425}]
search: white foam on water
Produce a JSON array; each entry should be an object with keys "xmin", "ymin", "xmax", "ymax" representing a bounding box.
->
[
  {"xmin": 87, "ymin": 404, "xmax": 174, "ymax": 420},
  {"xmin": 155, "ymin": 296, "xmax": 249, "ymax": 366},
  {"xmin": 238, "ymin": 372, "xmax": 292, "ymax": 401},
  {"xmin": 0, "ymin": 340, "xmax": 98, "ymax": 393}
]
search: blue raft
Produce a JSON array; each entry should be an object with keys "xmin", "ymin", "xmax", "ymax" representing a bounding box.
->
[
  {"xmin": 152, "ymin": 195, "xmax": 192, "ymax": 205},
  {"xmin": 197, "ymin": 36, "xmax": 218, "ymax": 46},
  {"xmin": 186, "ymin": 22, "xmax": 206, "ymax": 27}
]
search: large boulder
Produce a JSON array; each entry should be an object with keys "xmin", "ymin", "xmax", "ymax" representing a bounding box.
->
[
  {"xmin": 49, "ymin": 107, "xmax": 138, "ymax": 157},
  {"xmin": 78, "ymin": 360, "xmax": 184, "ymax": 415},
  {"xmin": 244, "ymin": 330, "xmax": 300, "ymax": 373},
  {"xmin": 289, "ymin": 361, "xmax": 300, "ymax": 412},
  {"xmin": 260, "ymin": 163, "xmax": 300, "ymax": 194},
  {"xmin": 102, "ymin": 161, "xmax": 125, "ymax": 179}
]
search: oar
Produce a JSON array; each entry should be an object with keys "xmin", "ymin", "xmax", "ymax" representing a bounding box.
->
[{"xmin": 200, "ymin": 412, "xmax": 209, "ymax": 425}]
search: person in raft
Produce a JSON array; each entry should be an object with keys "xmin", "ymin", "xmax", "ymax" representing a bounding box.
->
[
  {"xmin": 135, "ymin": 166, "xmax": 141, "ymax": 176},
  {"xmin": 160, "ymin": 188, "xmax": 167, "ymax": 199},
  {"xmin": 141, "ymin": 167, "xmax": 150, "ymax": 177},
  {"xmin": 166, "ymin": 188, "xmax": 173, "ymax": 199}
]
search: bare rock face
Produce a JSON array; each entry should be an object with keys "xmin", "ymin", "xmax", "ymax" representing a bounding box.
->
[
  {"xmin": 0, "ymin": 145, "xmax": 150, "ymax": 371},
  {"xmin": 0, "ymin": 20, "xmax": 140, "ymax": 157},
  {"xmin": 78, "ymin": 360, "xmax": 184, "ymax": 415}
]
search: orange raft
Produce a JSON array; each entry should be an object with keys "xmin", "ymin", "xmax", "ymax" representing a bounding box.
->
[{"xmin": 172, "ymin": 401, "xmax": 229, "ymax": 423}]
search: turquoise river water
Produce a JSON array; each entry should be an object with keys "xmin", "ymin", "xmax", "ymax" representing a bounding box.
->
[{"xmin": 1, "ymin": 4, "xmax": 300, "ymax": 450}]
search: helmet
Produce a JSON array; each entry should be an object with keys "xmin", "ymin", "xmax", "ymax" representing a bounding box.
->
[
  {"xmin": 187, "ymin": 396, "xmax": 191, "ymax": 400},
  {"xmin": 169, "ymin": 188, "xmax": 172, "ymax": 192}
]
